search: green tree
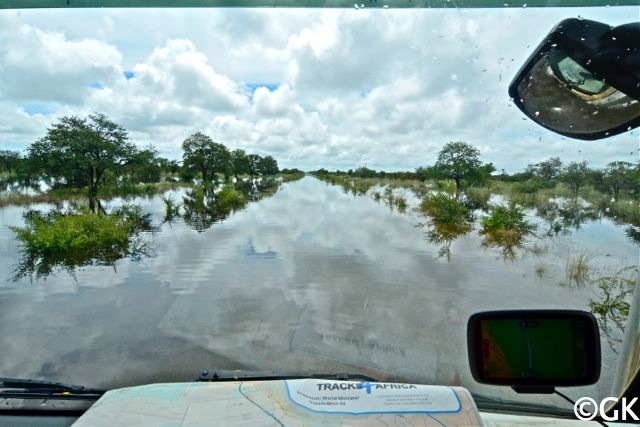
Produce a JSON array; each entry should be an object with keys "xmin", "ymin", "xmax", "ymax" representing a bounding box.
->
[
  {"xmin": 603, "ymin": 161, "xmax": 635, "ymax": 201},
  {"xmin": 0, "ymin": 150, "xmax": 22, "ymax": 175},
  {"xmin": 247, "ymin": 154, "xmax": 262, "ymax": 177},
  {"xmin": 533, "ymin": 157, "xmax": 563, "ymax": 181},
  {"xmin": 181, "ymin": 132, "xmax": 231, "ymax": 183},
  {"xmin": 561, "ymin": 161, "xmax": 590, "ymax": 198},
  {"xmin": 27, "ymin": 113, "xmax": 136, "ymax": 210},
  {"xmin": 126, "ymin": 144, "xmax": 162, "ymax": 183},
  {"xmin": 258, "ymin": 155, "xmax": 279, "ymax": 175},
  {"xmin": 431, "ymin": 141, "xmax": 493, "ymax": 193},
  {"xmin": 231, "ymin": 148, "xmax": 250, "ymax": 180}
]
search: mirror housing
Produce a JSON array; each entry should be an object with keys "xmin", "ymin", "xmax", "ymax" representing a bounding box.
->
[
  {"xmin": 509, "ymin": 18, "xmax": 640, "ymax": 140},
  {"xmin": 467, "ymin": 310, "xmax": 601, "ymax": 393}
]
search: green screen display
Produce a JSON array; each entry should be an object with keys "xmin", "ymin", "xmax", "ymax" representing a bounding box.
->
[{"xmin": 479, "ymin": 318, "xmax": 589, "ymax": 381}]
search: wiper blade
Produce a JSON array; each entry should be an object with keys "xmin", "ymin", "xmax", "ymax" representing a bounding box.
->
[
  {"xmin": 0, "ymin": 377, "xmax": 105, "ymax": 400},
  {"xmin": 197, "ymin": 370, "xmax": 378, "ymax": 382},
  {"xmin": 472, "ymin": 393, "xmax": 575, "ymax": 418}
]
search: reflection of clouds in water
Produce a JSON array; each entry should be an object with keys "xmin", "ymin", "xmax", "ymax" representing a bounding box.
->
[{"xmin": 0, "ymin": 177, "xmax": 635, "ymax": 402}]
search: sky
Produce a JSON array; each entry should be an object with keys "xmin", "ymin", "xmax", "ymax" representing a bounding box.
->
[{"xmin": 0, "ymin": 6, "xmax": 637, "ymax": 172}]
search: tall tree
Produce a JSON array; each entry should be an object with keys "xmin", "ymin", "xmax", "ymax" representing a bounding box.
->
[
  {"xmin": 603, "ymin": 161, "xmax": 635, "ymax": 201},
  {"xmin": 258, "ymin": 155, "xmax": 279, "ymax": 175},
  {"xmin": 432, "ymin": 141, "xmax": 493, "ymax": 193},
  {"xmin": 561, "ymin": 161, "xmax": 590, "ymax": 198},
  {"xmin": 534, "ymin": 157, "xmax": 563, "ymax": 181},
  {"xmin": 231, "ymin": 148, "xmax": 250, "ymax": 180},
  {"xmin": 247, "ymin": 154, "xmax": 262, "ymax": 178},
  {"xmin": 28, "ymin": 113, "xmax": 136, "ymax": 210},
  {"xmin": 0, "ymin": 150, "xmax": 22, "ymax": 175},
  {"xmin": 181, "ymin": 132, "xmax": 231, "ymax": 183}
]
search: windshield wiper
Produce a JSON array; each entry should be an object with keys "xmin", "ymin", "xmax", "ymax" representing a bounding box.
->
[
  {"xmin": 472, "ymin": 393, "xmax": 577, "ymax": 418},
  {"xmin": 0, "ymin": 377, "xmax": 105, "ymax": 401},
  {"xmin": 197, "ymin": 370, "xmax": 378, "ymax": 382}
]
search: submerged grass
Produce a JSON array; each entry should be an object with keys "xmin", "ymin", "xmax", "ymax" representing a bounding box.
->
[{"xmin": 565, "ymin": 249, "xmax": 594, "ymax": 287}]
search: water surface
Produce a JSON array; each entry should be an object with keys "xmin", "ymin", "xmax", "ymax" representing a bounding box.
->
[{"xmin": 0, "ymin": 177, "xmax": 636, "ymax": 408}]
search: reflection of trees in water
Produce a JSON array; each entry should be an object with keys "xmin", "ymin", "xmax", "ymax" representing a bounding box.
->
[
  {"xmin": 625, "ymin": 227, "xmax": 640, "ymax": 245},
  {"xmin": 424, "ymin": 221, "xmax": 472, "ymax": 261},
  {"xmin": 0, "ymin": 176, "xmax": 43, "ymax": 195},
  {"xmin": 588, "ymin": 267, "xmax": 638, "ymax": 353},
  {"xmin": 11, "ymin": 204, "xmax": 154, "ymax": 282},
  {"xmin": 537, "ymin": 199, "xmax": 599, "ymax": 236},
  {"xmin": 480, "ymin": 229, "xmax": 528, "ymax": 261},
  {"xmin": 479, "ymin": 204, "xmax": 536, "ymax": 261},
  {"xmin": 181, "ymin": 178, "xmax": 283, "ymax": 232},
  {"xmin": 418, "ymin": 193, "xmax": 473, "ymax": 261}
]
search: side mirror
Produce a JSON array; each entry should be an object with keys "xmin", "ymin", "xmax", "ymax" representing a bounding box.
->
[
  {"xmin": 509, "ymin": 18, "xmax": 640, "ymax": 140},
  {"xmin": 467, "ymin": 310, "xmax": 601, "ymax": 393}
]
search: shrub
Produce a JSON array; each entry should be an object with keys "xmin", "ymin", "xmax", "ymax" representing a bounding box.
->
[
  {"xmin": 420, "ymin": 193, "xmax": 469, "ymax": 224},
  {"xmin": 217, "ymin": 185, "xmax": 245, "ymax": 209}
]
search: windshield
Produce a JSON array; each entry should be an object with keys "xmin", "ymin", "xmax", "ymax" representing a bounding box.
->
[{"xmin": 0, "ymin": 4, "xmax": 638, "ymax": 415}]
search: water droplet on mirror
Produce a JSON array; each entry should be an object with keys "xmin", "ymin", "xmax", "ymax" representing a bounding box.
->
[
  {"xmin": 551, "ymin": 43, "xmax": 558, "ymax": 47},
  {"xmin": 534, "ymin": 111, "xmax": 540, "ymax": 116},
  {"xmin": 592, "ymin": 111, "xmax": 599, "ymax": 115},
  {"xmin": 522, "ymin": 3, "xmax": 527, "ymax": 7},
  {"xmin": 451, "ymin": 74, "xmax": 458, "ymax": 80},
  {"xmin": 627, "ymin": 126, "xmax": 632, "ymax": 131},
  {"xmin": 353, "ymin": 3, "xmax": 359, "ymax": 9},
  {"xmin": 580, "ymin": 37, "xmax": 586, "ymax": 41},
  {"xmin": 577, "ymin": 15, "xmax": 583, "ymax": 20},
  {"xmin": 383, "ymin": 4, "xmax": 389, "ymax": 8}
]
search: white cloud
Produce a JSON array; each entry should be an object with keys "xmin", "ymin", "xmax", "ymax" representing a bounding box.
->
[
  {"xmin": 0, "ymin": 7, "xmax": 637, "ymax": 171},
  {"xmin": 0, "ymin": 16, "xmax": 122, "ymax": 104}
]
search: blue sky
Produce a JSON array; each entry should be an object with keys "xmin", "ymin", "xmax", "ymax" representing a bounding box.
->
[{"xmin": 0, "ymin": 7, "xmax": 637, "ymax": 172}]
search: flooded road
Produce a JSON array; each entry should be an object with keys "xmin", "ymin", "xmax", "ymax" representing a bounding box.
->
[{"xmin": 0, "ymin": 176, "xmax": 637, "ymax": 407}]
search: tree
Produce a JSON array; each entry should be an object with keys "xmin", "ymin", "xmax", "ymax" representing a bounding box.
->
[
  {"xmin": 561, "ymin": 161, "xmax": 590, "ymax": 198},
  {"xmin": 247, "ymin": 154, "xmax": 262, "ymax": 177},
  {"xmin": 126, "ymin": 144, "xmax": 162, "ymax": 183},
  {"xmin": 27, "ymin": 113, "xmax": 136, "ymax": 210},
  {"xmin": 181, "ymin": 132, "xmax": 231, "ymax": 183},
  {"xmin": 534, "ymin": 157, "xmax": 563, "ymax": 181},
  {"xmin": 0, "ymin": 150, "xmax": 22, "ymax": 175},
  {"xmin": 431, "ymin": 141, "xmax": 493, "ymax": 193},
  {"xmin": 231, "ymin": 148, "xmax": 250, "ymax": 180},
  {"xmin": 603, "ymin": 161, "xmax": 635, "ymax": 201},
  {"xmin": 258, "ymin": 155, "xmax": 279, "ymax": 175}
]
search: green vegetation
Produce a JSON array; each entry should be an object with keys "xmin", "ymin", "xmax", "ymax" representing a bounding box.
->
[
  {"xmin": 480, "ymin": 203, "xmax": 536, "ymax": 259},
  {"xmin": 588, "ymin": 266, "xmax": 638, "ymax": 351},
  {"xmin": 417, "ymin": 141, "xmax": 495, "ymax": 193},
  {"xmin": 217, "ymin": 184, "xmax": 245, "ymax": 209},
  {"xmin": 181, "ymin": 131, "xmax": 279, "ymax": 184},
  {"xmin": 28, "ymin": 114, "xmax": 140, "ymax": 211},
  {"xmin": 565, "ymin": 249, "xmax": 594, "ymax": 287},
  {"xmin": 420, "ymin": 193, "xmax": 469, "ymax": 224},
  {"xmin": 10, "ymin": 204, "xmax": 153, "ymax": 280},
  {"xmin": 162, "ymin": 196, "xmax": 181, "ymax": 222}
]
